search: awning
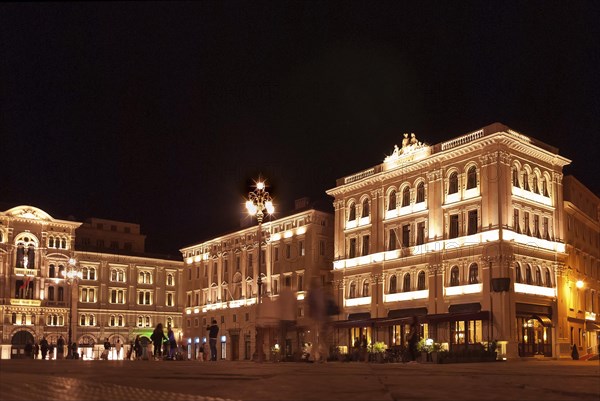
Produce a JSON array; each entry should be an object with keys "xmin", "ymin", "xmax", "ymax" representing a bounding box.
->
[
  {"xmin": 448, "ymin": 303, "xmax": 481, "ymax": 314},
  {"xmin": 387, "ymin": 307, "xmax": 428, "ymax": 319},
  {"xmin": 426, "ymin": 310, "xmax": 490, "ymax": 324},
  {"xmin": 331, "ymin": 319, "xmax": 374, "ymax": 329},
  {"xmin": 348, "ymin": 312, "xmax": 371, "ymax": 320},
  {"xmin": 533, "ymin": 315, "xmax": 553, "ymax": 327},
  {"xmin": 586, "ymin": 321, "xmax": 600, "ymax": 331}
]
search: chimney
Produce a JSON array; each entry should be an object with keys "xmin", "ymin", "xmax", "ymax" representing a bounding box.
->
[{"xmin": 294, "ymin": 197, "xmax": 310, "ymax": 210}]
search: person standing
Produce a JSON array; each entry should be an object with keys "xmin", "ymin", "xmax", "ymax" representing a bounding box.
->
[
  {"xmin": 57, "ymin": 335, "xmax": 65, "ymax": 359},
  {"xmin": 167, "ymin": 326, "xmax": 177, "ymax": 360},
  {"xmin": 115, "ymin": 338, "xmax": 122, "ymax": 360},
  {"xmin": 33, "ymin": 342, "xmax": 40, "ymax": 360},
  {"xmin": 407, "ymin": 316, "xmax": 420, "ymax": 363},
  {"xmin": 102, "ymin": 338, "xmax": 111, "ymax": 360},
  {"xmin": 151, "ymin": 323, "xmax": 167, "ymax": 360},
  {"xmin": 134, "ymin": 335, "xmax": 142, "ymax": 360},
  {"xmin": 207, "ymin": 319, "xmax": 219, "ymax": 361},
  {"xmin": 40, "ymin": 337, "xmax": 48, "ymax": 360}
]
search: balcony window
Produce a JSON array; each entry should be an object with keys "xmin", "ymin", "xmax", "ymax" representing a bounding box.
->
[
  {"xmin": 466, "ymin": 166, "xmax": 477, "ymax": 189},
  {"xmin": 448, "ymin": 172, "xmax": 458, "ymax": 194}
]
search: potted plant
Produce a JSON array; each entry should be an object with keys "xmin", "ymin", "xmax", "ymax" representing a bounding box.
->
[
  {"xmin": 430, "ymin": 342, "xmax": 442, "ymax": 363},
  {"xmin": 367, "ymin": 341, "xmax": 388, "ymax": 362}
]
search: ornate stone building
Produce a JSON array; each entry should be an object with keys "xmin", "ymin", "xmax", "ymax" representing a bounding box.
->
[
  {"xmin": 326, "ymin": 122, "xmax": 599, "ymax": 359},
  {"xmin": 0, "ymin": 206, "xmax": 184, "ymax": 359},
  {"xmin": 180, "ymin": 203, "xmax": 333, "ymax": 361}
]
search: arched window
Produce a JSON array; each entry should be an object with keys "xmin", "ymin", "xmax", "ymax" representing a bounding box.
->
[
  {"xmin": 466, "ymin": 166, "xmax": 477, "ymax": 189},
  {"xmin": 110, "ymin": 315, "xmax": 116, "ymax": 326},
  {"xmin": 348, "ymin": 203, "xmax": 356, "ymax": 221},
  {"xmin": 49, "ymin": 264, "xmax": 56, "ymax": 278},
  {"xmin": 389, "ymin": 275, "xmax": 397, "ymax": 294},
  {"xmin": 515, "ymin": 263, "xmax": 523, "ymax": 283},
  {"xmin": 58, "ymin": 265, "xmax": 65, "ymax": 277},
  {"xmin": 48, "ymin": 286, "xmax": 55, "ymax": 301},
  {"xmin": 542, "ymin": 178, "xmax": 549, "ymax": 196},
  {"xmin": 362, "ymin": 280, "xmax": 369, "ymax": 297},
  {"xmin": 167, "ymin": 317, "xmax": 173, "ymax": 327},
  {"xmin": 89, "ymin": 314, "xmax": 95, "ymax": 326},
  {"xmin": 388, "ymin": 190, "xmax": 396, "ymax": 210},
  {"xmin": 349, "ymin": 282, "xmax": 356, "ymax": 298},
  {"xmin": 138, "ymin": 316, "xmax": 143, "ymax": 327},
  {"xmin": 138, "ymin": 272, "xmax": 144, "ymax": 283},
  {"xmin": 167, "ymin": 273, "xmax": 174, "ymax": 286},
  {"xmin": 535, "ymin": 266, "xmax": 542, "ymax": 286},
  {"xmin": 58, "ymin": 287, "xmax": 64, "ymax": 301},
  {"xmin": 523, "ymin": 171, "xmax": 530, "ymax": 191},
  {"xmin": 450, "ymin": 266, "xmax": 460, "ymax": 286},
  {"xmin": 468, "ymin": 264, "xmax": 479, "ymax": 284},
  {"xmin": 403, "ymin": 273, "xmax": 411, "ymax": 292},
  {"xmin": 448, "ymin": 172, "xmax": 458, "ymax": 194},
  {"xmin": 49, "ymin": 237, "xmax": 55, "ymax": 248},
  {"xmin": 61, "ymin": 238, "xmax": 66, "ymax": 249},
  {"xmin": 80, "ymin": 314, "xmax": 86, "ymax": 326},
  {"xmin": 532, "ymin": 176, "xmax": 539, "ymax": 193},
  {"xmin": 417, "ymin": 271, "xmax": 426, "ymax": 290},
  {"xmin": 545, "ymin": 268, "xmax": 552, "ymax": 287},
  {"xmin": 416, "ymin": 182, "xmax": 425, "ymax": 203},
  {"xmin": 525, "ymin": 264, "xmax": 533, "ymax": 285},
  {"xmin": 118, "ymin": 315, "xmax": 123, "ymax": 326},
  {"xmin": 361, "ymin": 199, "xmax": 370, "ymax": 218},
  {"xmin": 402, "ymin": 187, "xmax": 410, "ymax": 207},
  {"xmin": 388, "ymin": 229, "xmax": 397, "ymax": 251},
  {"xmin": 512, "ymin": 168, "xmax": 519, "ymax": 186},
  {"xmin": 89, "ymin": 268, "xmax": 96, "ymax": 280}
]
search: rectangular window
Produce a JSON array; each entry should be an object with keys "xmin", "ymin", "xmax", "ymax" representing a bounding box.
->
[
  {"xmin": 110, "ymin": 289, "xmax": 125, "ymax": 304},
  {"xmin": 543, "ymin": 217, "xmax": 550, "ymax": 240},
  {"xmin": 275, "ymin": 247, "xmax": 279, "ymax": 261},
  {"xmin": 524, "ymin": 212, "xmax": 531, "ymax": 236},
  {"xmin": 533, "ymin": 215, "xmax": 540, "ymax": 238},
  {"xmin": 449, "ymin": 214, "xmax": 459, "ymax": 239},
  {"xmin": 298, "ymin": 275, "xmax": 303, "ymax": 291},
  {"xmin": 514, "ymin": 209, "xmax": 520, "ymax": 233},
  {"xmin": 319, "ymin": 240, "xmax": 325, "ymax": 256},
  {"xmin": 299, "ymin": 241, "xmax": 305, "ymax": 256},
  {"xmin": 388, "ymin": 229, "xmax": 397, "ymax": 250},
  {"xmin": 362, "ymin": 235, "xmax": 370, "ymax": 256},
  {"xmin": 349, "ymin": 238, "xmax": 356, "ymax": 258},
  {"xmin": 286, "ymin": 244, "xmax": 291, "ymax": 258},
  {"xmin": 468, "ymin": 210, "xmax": 478, "ymax": 236},
  {"xmin": 402, "ymin": 224, "xmax": 410, "ymax": 247},
  {"xmin": 416, "ymin": 222, "xmax": 425, "ymax": 245}
]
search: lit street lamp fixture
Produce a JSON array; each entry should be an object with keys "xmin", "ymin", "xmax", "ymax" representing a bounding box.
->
[
  {"xmin": 62, "ymin": 257, "xmax": 82, "ymax": 359},
  {"xmin": 245, "ymin": 179, "xmax": 275, "ymax": 363}
]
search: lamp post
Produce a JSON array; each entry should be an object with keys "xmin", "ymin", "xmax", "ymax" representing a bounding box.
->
[
  {"xmin": 62, "ymin": 257, "xmax": 82, "ymax": 359},
  {"xmin": 245, "ymin": 179, "xmax": 275, "ymax": 362}
]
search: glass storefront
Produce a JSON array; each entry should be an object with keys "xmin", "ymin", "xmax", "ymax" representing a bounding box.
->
[{"xmin": 517, "ymin": 316, "xmax": 552, "ymax": 357}]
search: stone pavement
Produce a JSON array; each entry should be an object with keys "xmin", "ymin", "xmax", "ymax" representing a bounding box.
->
[{"xmin": 0, "ymin": 358, "xmax": 598, "ymax": 401}]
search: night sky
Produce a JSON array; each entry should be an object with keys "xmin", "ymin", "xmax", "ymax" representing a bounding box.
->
[{"xmin": 2, "ymin": 1, "xmax": 599, "ymax": 257}]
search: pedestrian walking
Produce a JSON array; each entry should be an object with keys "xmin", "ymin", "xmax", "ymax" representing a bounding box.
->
[
  {"xmin": 102, "ymin": 338, "xmax": 111, "ymax": 360},
  {"xmin": 57, "ymin": 335, "xmax": 65, "ymax": 359},
  {"xmin": 115, "ymin": 338, "xmax": 122, "ymax": 360},
  {"xmin": 167, "ymin": 326, "xmax": 177, "ymax": 360},
  {"xmin": 134, "ymin": 335, "xmax": 142, "ymax": 360},
  {"xmin": 407, "ymin": 316, "xmax": 420, "ymax": 363},
  {"xmin": 33, "ymin": 342, "xmax": 40, "ymax": 359}
]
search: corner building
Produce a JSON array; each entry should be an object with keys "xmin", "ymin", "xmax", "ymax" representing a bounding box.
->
[
  {"xmin": 180, "ymin": 204, "xmax": 333, "ymax": 361},
  {"xmin": 327, "ymin": 122, "xmax": 599, "ymax": 359},
  {"xmin": 0, "ymin": 205, "xmax": 185, "ymax": 359}
]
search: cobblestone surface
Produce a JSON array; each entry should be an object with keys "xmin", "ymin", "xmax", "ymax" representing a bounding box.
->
[{"xmin": 0, "ymin": 359, "xmax": 598, "ymax": 401}]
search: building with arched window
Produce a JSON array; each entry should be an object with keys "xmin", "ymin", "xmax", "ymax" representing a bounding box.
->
[
  {"xmin": 327, "ymin": 123, "xmax": 599, "ymax": 360},
  {"xmin": 179, "ymin": 202, "xmax": 333, "ymax": 361},
  {"xmin": 0, "ymin": 206, "xmax": 184, "ymax": 360}
]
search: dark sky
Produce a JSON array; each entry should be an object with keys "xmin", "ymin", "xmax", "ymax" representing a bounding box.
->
[{"xmin": 2, "ymin": 1, "xmax": 599, "ymax": 256}]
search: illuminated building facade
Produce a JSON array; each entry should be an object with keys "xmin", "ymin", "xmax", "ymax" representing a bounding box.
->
[
  {"xmin": 180, "ymin": 202, "xmax": 333, "ymax": 361},
  {"xmin": 0, "ymin": 206, "xmax": 184, "ymax": 359},
  {"xmin": 326, "ymin": 122, "xmax": 599, "ymax": 359},
  {"xmin": 560, "ymin": 176, "xmax": 600, "ymax": 358}
]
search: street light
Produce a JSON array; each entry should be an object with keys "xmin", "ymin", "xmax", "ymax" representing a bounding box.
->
[
  {"xmin": 245, "ymin": 179, "xmax": 275, "ymax": 362},
  {"xmin": 62, "ymin": 257, "xmax": 82, "ymax": 359}
]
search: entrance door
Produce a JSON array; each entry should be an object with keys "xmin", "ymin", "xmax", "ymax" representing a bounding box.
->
[
  {"xmin": 230, "ymin": 334, "xmax": 239, "ymax": 361},
  {"xmin": 11, "ymin": 330, "xmax": 34, "ymax": 359},
  {"xmin": 518, "ymin": 317, "xmax": 552, "ymax": 357}
]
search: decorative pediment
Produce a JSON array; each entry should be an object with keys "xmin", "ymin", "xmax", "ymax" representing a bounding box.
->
[{"xmin": 5, "ymin": 206, "xmax": 53, "ymax": 221}]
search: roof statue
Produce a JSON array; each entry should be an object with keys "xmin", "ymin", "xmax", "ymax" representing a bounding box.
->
[{"xmin": 384, "ymin": 133, "xmax": 426, "ymax": 163}]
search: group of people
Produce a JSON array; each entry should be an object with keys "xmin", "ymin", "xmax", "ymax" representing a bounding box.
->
[{"xmin": 24, "ymin": 335, "xmax": 79, "ymax": 360}]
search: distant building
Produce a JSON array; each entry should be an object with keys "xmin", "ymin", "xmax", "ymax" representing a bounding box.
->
[
  {"xmin": 180, "ymin": 203, "xmax": 334, "ymax": 361},
  {"xmin": 0, "ymin": 206, "xmax": 184, "ymax": 359},
  {"xmin": 326, "ymin": 123, "xmax": 599, "ymax": 359}
]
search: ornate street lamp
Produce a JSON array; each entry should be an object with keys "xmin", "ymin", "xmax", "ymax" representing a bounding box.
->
[
  {"xmin": 62, "ymin": 257, "xmax": 82, "ymax": 359},
  {"xmin": 245, "ymin": 179, "xmax": 275, "ymax": 362}
]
